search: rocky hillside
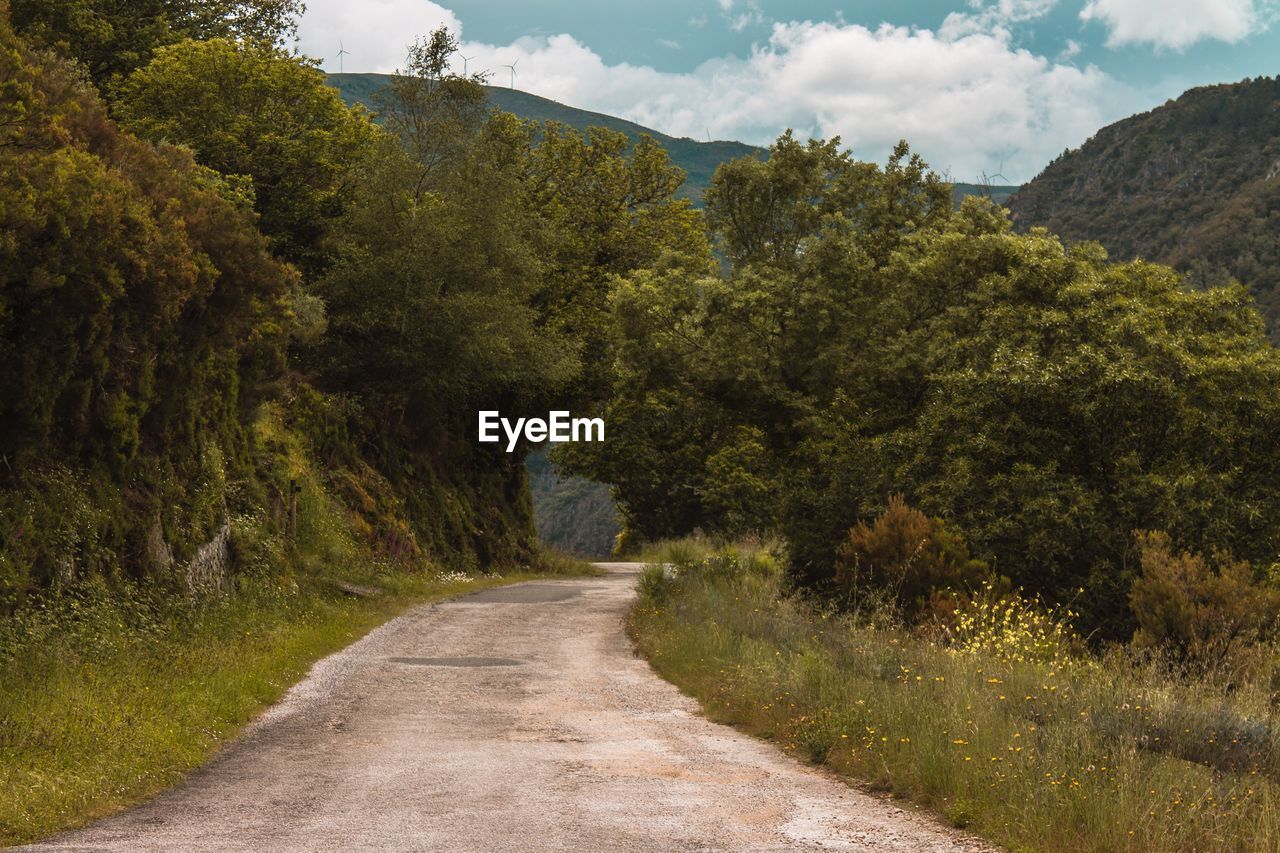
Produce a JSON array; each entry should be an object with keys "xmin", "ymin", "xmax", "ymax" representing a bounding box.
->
[{"xmin": 1008, "ymin": 76, "xmax": 1280, "ymax": 329}]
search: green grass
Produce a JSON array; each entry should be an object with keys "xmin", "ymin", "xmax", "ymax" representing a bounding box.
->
[
  {"xmin": 0, "ymin": 553, "xmax": 595, "ymax": 846},
  {"xmin": 626, "ymin": 534, "xmax": 779, "ymax": 566},
  {"xmin": 629, "ymin": 551, "xmax": 1280, "ymax": 852}
]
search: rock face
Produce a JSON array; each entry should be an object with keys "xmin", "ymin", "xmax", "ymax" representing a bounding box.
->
[
  {"xmin": 185, "ymin": 522, "xmax": 232, "ymax": 594},
  {"xmin": 1007, "ymin": 76, "xmax": 1280, "ymax": 332},
  {"xmin": 144, "ymin": 519, "xmax": 175, "ymax": 575}
]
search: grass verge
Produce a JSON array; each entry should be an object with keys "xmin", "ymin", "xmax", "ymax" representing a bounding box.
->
[
  {"xmin": 0, "ymin": 552, "xmax": 595, "ymax": 846},
  {"xmin": 629, "ymin": 549, "xmax": 1280, "ymax": 852}
]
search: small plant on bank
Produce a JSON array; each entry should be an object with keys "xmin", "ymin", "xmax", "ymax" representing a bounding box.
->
[
  {"xmin": 1130, "ymin": 530, "xmax": 1280, "ymax": 671},
  {"xmin": 948, "ymin": 583, "xmax": 1083, "ymax": 668},
  {"xmin": 836, "ymin": 495, "xmax": 989, "ymax": 621}
]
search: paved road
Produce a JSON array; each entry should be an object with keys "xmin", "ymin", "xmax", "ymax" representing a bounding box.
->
[{"xmin": 25, "ymin": 564, "xmax": 987, "ymax": 852}]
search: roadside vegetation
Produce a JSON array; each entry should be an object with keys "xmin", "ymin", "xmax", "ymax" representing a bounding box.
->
[
  {"xmin": 0, "ymin": 400, "xmax": 593, "ymax": 845},
  {"xmin": 631, "ymin": 540, "xmax": 1280, "ymax": 851},
  {"xmin": 8, "ymin": 0, "xmax": 1280, "ymax": 848}
]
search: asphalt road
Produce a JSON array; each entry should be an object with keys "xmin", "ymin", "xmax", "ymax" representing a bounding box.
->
[{"xmin": 23, "ymin": 563, "xmax": 987, "ymax": 852}]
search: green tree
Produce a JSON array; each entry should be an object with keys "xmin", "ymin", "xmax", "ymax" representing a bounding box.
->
[
  {"xmin": 589, "ymin": 132, "xmax": 1280, "ymax": 635},
  {"xmin": 115, "ymin": 38, "xmax": 379, "ymax": 275},
  {"xmin": 705, "ymin": 132, "xmax": 950, "ymax": 270},
  {"xmin": 527, "ymin": 123, "xmax": 712, "ymax": 403},
  {"xmin": 881, "ymin": 215, "xmax": 1280, "ymax": 625},
  {"xmin": 10, "ymin": 0, "xmax": 302, "ymax": 87},
  {"xmin": 781, "ymin": 201, "xmax": 1280, "ymax": 629},
  {"xmin": 577, "ymin": 138, "xmax": 951, "ymax": 544},
  {"xmin": 374, "ymin": 28, "xmax": 491, "ymax": 189}
]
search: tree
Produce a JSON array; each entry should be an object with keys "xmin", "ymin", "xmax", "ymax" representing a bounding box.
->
[
  {"xmin": 527, "ymin": 123, "xmax": 711, "ymax": 404},
  {"xmin": 10, "ymin": 0, "xmax": 302, "ymax": 87},
  {"xmin": 784, "ymin": 202, "xmax": 1280, "ymax": 631},
  {"xmin": 879, "ymin": 215, "xmax": 1280, "ymax": 626},
  {"xmin": 587, "ymin": 132, "xmax": 1280, "ymax": 637},
  {"xmin": 374, "ymin": 28, "xmax": 491, "ymax": 191},
  {"xmin": 575, "ymin": 138, "xmax": 952, "ymax": 544},
  {"xmin": 115, "ymin": 38, "xmax": 379, "ymax": 276},
  {"xmin": 705, "ymin": 132, "xmax": 950, "ymax": 271}
]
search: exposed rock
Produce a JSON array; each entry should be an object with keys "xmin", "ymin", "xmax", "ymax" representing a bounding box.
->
[{"xmin": 186, "ymin": 522, "xmax": 232, "ymax": 594}]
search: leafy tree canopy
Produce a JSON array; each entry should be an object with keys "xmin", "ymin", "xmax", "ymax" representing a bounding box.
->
[
  {"xmin": 116, "ymin": 38, "xmax": 379, "ymax": 276},
  {"xmin": 577, "ymin": 133, "xmax": 1280, "ymax": 635},
  {"xmin": 0, "ymin": 11, "xmax": 293, "ymax": 583},
  {"xmin": 10, "ymin": 0, "xmax": 301, "ymax": 87}
]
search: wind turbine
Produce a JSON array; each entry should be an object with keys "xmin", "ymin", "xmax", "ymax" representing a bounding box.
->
[
  {"xmin": 461, "ymin": 54, "xmax": 475, "ymax": 76},
  {"xmin": 502, "ymin": 58, "xmax": 519, "ymax": 89},
  {"xmin": 336, "ymin": 40, "xmax": 349, "ymax": 74}
]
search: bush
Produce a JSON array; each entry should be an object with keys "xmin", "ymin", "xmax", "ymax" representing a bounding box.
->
[
  {"xmin": 1130, "ymin": 531, "xmax": 1280, "ymax": 667},
  {"xmin": 836, "ymin": 495, "xmax": 988, "ymax": 620}
]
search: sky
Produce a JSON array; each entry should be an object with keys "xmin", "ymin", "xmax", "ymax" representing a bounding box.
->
[{"xmin": 294, "ymin": 0, "xmax": 1280, "ymax": 183}]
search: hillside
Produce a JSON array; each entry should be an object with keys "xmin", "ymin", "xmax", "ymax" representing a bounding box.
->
[
  {"xmin": 1008, "ymin": 76, "xmax": 1280, "ymax": 328},
  {"xmin": 327, "ymin": 73, "xmax": 761, "ymax": 202},
  {"xmin": 329, "ymin": 74, "xmax": 1018, "ymax": 209},
  {"xmin": 526, "ymin": 451, "xmax": 617, "ymax": 557},
  {"xmin": 951, "ymin": 181, "xmax": 1020, "ymax": 206}
]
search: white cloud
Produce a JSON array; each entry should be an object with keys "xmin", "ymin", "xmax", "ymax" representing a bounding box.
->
[
  {"xmin": 941, "ymin": 0, "xmax": 1059, "ymax": 39},
  {"xmin": 297, "ymin": 2, "xmax": 1139, "ymax": 182},
  {"xmin": 295, "ymin": 0, "xmax": 461, "ymax": 73},
  {"xmin": 714, "ymin": 0, "xmax": 767, "ymax": 32},
  {"xmin": 1080, "ymin": 0, "xmax": 1263, "ymax": 49},
  {"xmin": 464, "ymin": 22, "xmax": 1130, "ymax": 181}
]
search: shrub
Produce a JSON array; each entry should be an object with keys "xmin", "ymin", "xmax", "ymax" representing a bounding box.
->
[
  {"xmin": 636, "ymin": 564, "xmax": 674, "ymax": 605},
  {"xmin": 836, "ymin": 495, "xmax": 988, "ymax": 619},
  {"xmin": 1129, "ymin": 530, "xmax": 1280, "ymax": 667}
]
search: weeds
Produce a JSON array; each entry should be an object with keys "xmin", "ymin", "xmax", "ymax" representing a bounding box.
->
[{"xmin": 630, "ymin": 547, "xmax": 1280, "ymax": 852}]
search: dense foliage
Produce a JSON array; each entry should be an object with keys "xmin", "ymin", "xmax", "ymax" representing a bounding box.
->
[
  {"xmin": 10, "ymin": 0, "xmax": 301, "ymax": 86},
  {"xmin": 632, "ymin": 543, "xmax": 1280, "ymax": 851},
  {"xmin": 8, "ymin": 0, "xmax": 1280, "ymax": 653},
  {"xmin": 115, "ymin": 39, "xmax": 378, "ymax": 275},
  {"xmin": 0, "ymin": 12, "xmax": 292, "ymax": 592},
  {"xmin": 0, "ymin": 11, "xmax": 699, "ymax": 595},
  {"xmin": 1009, "ymin": 75, "xmax": 1280, "ymax": 334},
  {"xmin": 571, "ymin": 131, "xmax": 1280, "ymax": 635}
]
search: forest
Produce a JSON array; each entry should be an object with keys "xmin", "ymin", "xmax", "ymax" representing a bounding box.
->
[{"xmin": 0, "ymin": 4, "xmax": 701, "ymax": 600}]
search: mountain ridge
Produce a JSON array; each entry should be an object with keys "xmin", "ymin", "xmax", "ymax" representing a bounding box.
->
[
  {"xmin": 327, "ymin": 72, "xmax": 762, "ymax": 202},
  {"xmin": 1008, "ymin": 75, "xmax": 1280, "ymax": 329}
]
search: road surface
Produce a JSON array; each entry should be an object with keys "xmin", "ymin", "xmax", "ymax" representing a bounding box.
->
[{"xmin": 24, "ymin": 564, "xmax": 987, "ymax": 852}]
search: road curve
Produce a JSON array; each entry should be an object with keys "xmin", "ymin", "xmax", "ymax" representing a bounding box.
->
[{"xmin": 23, "ymin": 563, "xmax": 987, "ymax": 852}]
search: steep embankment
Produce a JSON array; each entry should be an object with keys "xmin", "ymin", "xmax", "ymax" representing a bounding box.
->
[{"xmin": 1008, "ymin": 76, "xmax": 1280, "ymax": 328}]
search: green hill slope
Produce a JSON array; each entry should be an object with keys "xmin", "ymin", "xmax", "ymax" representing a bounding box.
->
[
  {"xmin": 1008, "ymin": 76, "xmax": 1280, "ymax": 329},
  {"xmin": 329, "ymin": 74, "xmax": 1018, "ymax": 209},
  {"xmin": 327, "ymin": 73, "xmax": 761, "ymax": 202},
  {"xmin": 952, "ymin": 181, "xmax": 1020, "ymax": 207}
]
